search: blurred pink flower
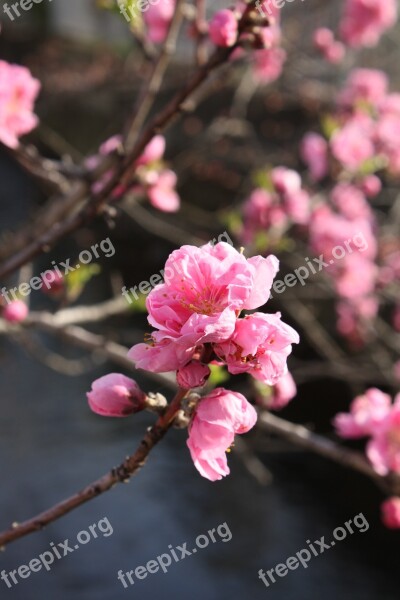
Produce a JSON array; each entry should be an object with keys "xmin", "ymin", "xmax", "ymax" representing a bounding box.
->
[
  {"xmin": 0, "ymin": 60, "xmax": 40, "ymax": 148},
  {"xmin": 209, "ymin": 9, "xmax": 238, "ymax": 48},
  {"xmin": 270, "ymin": 371, "xmax": 297, "ymax": 410},
  {"xmin": 381, "ymin": 497, "xmax": 400, "ymax": 529},
  {"xmin": 2, "ymin": 300, "xmax": 28, "ymax": 323},
  {"xmin": 334, "ymin": 388, "xmax": 392, "ymax": 438},
  {"xmin": 144, "ymin": 0, "xmax": 175, "ymax": 43},
  {"xmin": 339, "ymin": 0, "xmax": 397, "ymax": 48},
  {"xmin": 300, "ymin": 133, "xmax": 329, "ymax": 181},
  {"xmin": 147, "ymin": 169, "xmax": 180, "ymax": 212}
]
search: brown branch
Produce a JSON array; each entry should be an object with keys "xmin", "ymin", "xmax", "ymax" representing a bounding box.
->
[
  {"xmin": 0, "ymin": 388, "xmax": 187, "ymax": 548},
  {"xmin": 0, "ymin": 2, "xmax": 258, "ymax": 281},
  {"xmin": 124, "ymin": 0, "xmax": 186, "ymax": 152},
  {"xmin": 257, "ymin": 411, "xmax": 400, "ymax": 495}
]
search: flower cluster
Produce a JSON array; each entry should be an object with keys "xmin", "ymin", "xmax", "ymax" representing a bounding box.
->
[
  {"xmin": 334, "ymin": 388, "xmax": 400, "ymax": 476},
  {"xmin": 86, "ymin": 134, "xmax": 180, "ymax": 213},
  {"xmin": 301, "ymin": 69, "xmax": 400, "ymax": 179},
  {"xmin": 240, "ymin": 166, "xmax": 310, "ymax": 248},
  {"xmin": 335, "ymin": 388, "xmax": 400, "ymax": 529},
  {"xmin": 0, "ymin": 60, "xmax": 40, "ymax": 149},
  {"xmin": 313, "ymin": 0, "xmax": 397, "ymax": 63},
  {"xmin": 88, "ymin": 242, "xmax": 297, "ymax": 481},
  {"xmin": 128, "ymin": 242, "xmax": 298, "ymax": 378}
]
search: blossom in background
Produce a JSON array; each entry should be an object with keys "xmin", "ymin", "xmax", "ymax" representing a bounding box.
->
[
  {"xmin": 187, "ymin": 388, "xmax": 257, "ymax": 481},
  {"xmin": 0, "ymin": 60, "xmax": 40, "ymax": 148},
  {"xmin": 381, "ymin": 498, "xmax": 400, "ymax": 529},
  {"xmin": 339, "ymin": 0, "xmax": 397, "ymax": 48},
  {"xmin": 87, "ymin": 133, "xmax": 180, "ymax": 212},
  {"xmin": 240, "ymin": 167, "xmax": 310, "ymax": 249},
  {"xmin": 334, "ymin": 388, "xmax": 392, "ymax": 438},
  {"xmin": 300, "ymin": 133, "xmax": 329, "ymax": 182},
  {"xmin": 143, "ymin": 0, "xmax": 175, "ymax": 44},
  {"xmin": 87, "ymin": 373, "xmax": 145, "ymax": 417},
  {"xmin": 209, "ymin": 9, "xmax": 238, "ymax": 48},
  {"xmin": 313, "ymin": 28, "xmax": 345, "ymax": 64},
  {"xmin": 334, "ymin": 389, "xmax": 400, "ymax": 477},
  {"xmin": 1, "ymin": 300, "xmax": 28, "ymax": 323}
]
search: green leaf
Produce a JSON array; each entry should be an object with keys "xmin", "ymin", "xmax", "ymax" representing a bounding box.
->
[{"xmin": 208, "ymin": 364, "xmax": 229, "ymax": 386}]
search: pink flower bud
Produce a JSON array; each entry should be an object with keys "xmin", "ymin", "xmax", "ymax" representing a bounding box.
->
[
  {"xmin": 209, "ymin": 10, "xmax": 238, "ymax": 48},
  {"xmin": 87, "ymin": 373, "xmax": 145, "ymax": 417},
  {"xmin": 381, "ymin": 497, "xmax": 400, "ymax": 529},
  {"xmin": 176, "ymin": 361, "xmax": 211, "ymax": 389},
  {"xmin": 361, "ymin": 175, "xmax": 382, "ymax": 198},
  {"xmin": 313, "ymin": 28, "xmax": 334, "ymax": 50},
  {"xmin": 136, "ymin": 135, "xmax": 166, "ymax": 167},
  {"xmin": 271, "ymin": 166, "xmax": 301, "ymax": 195},
  {"xmin": 2, "ymin": 300, "xmax": 28, "ymax": 323}
]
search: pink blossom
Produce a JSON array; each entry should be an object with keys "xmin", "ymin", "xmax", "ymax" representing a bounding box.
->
[
  {"xmin": 309, "ymin": 204, "xmax": 377, "ymax": 262},
  {"xmin": 209, "ymin": 10, "xmax": 238, "ymax": 48},
  {"xmin": 144, "ymin": 0, "xmax": 175, "ymax": 44},
  {"xmin": 253, "ymin": 47, "xmax": 286, "ymax": 84},
  {"xmin": 338, "ymin": 69, "xmax": 389, "ymax": 107},
  {"xmin": 330, "ymin": 183, "xmax": 371, "ymax": 221},
  {"xmin": 313, "ymin": 28, "xmax": 345, "ymax": 64},
  {"xmin": 334, "ymin": 388, "xmax": 392, "ymax": 438},
  {"xmin": 215, "ymin": 312, "xmax": 299, "ymax": 386},
  {"xmin": 300, "ymin": 133, "xmax": 329, "ymax": 181},
  {"xmin": 147, "ymin": 169, "xmax": 180, "ymax": 212},
  {"xmin": 136, "ymin": 135, "xmax": 166, "ymax": 167},
  {"xmin": 0, "ymin": 61, "xmax": 40, "ymax": 149},
  {"xmin": 177, "ymin": 361, "xmax": 211, "ymax": 389},
  {"xmin": 313, "ymin": 27, "xmax": 334, "ymax": 50},
  {"xmin": 367, "ymin": 401, "xmax": 400, "ymax": 475},
  {"xmin": 271, "ymin": 167, "xmax": 301, "ymax": 195},
  {"xmin": 270, "ymin": 372, "xmax": 297, "ymax": 410},
  {"xmin": 87, "ymin": 373, "xmax": 145, "ymax": 417},
  {"xmin": 381, "ymin": 497, "xmax": 400, "ymax": 529},
  {"xmin": 283, "ymin": 189, "xmax": 311, "ymax": 225},
  {"xmin": 335, "ymin": 254, "xmax": 377, "ymax": 300},
  {"xmin": 360, "ymin": 175, "xmax": 382, "ymax": 198},
  {"xmin": 241, "ymin": 188, "xmax": 287, "ymax": 244},
  {"xmin": 339, "ymin": 0, "xmax": 397, "ymax": 48},
  {"xmin": 99, "ymin": 135, "xmax": 122, "ymax": 156},
  {"xmin": 331, "ymin": 121, "xmax": 375, "ymax": 171},
  {"xmin": 2, "ymin": 300, "xmax": 28, "ymax": 323},
  {"xmin": 129, "ymin": 242, "xmax": 280, "ymax": 373},
  {"xmin": 187, "ymin": 388, "xmax": 257, "ymax": 480}
]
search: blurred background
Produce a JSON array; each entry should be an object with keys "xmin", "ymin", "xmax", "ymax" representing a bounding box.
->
[{"xmin": 0, "ymin": 1, "xmax": 399, "ymax": 599}]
